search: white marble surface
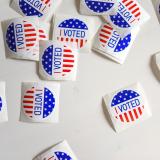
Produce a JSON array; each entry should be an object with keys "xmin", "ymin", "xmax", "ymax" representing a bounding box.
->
[{"xmin": 0, "ymin": 0, "xmax": 160, "ymax": 159}]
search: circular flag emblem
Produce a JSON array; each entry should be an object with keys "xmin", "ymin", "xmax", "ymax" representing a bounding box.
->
[
  {"xmin": 19, "ymin": 0, "xmax": 52, "ymax": 17},
  {"xmin": 111, "ymin": 90, "xmax": 144, "ymax": 123},
  {"xmin": 22, "ymin": 86, "xmax": 55, "ymax": 120},
  {"xmin": 42, "ymin": 44, "xmax": 75, "ymax": 78},
  {"xmin": 0, "ymin": 97, "xmax": 2, "ymax": 112},
  {"xmin": 57, "ymin": 18, "xmax": 89, "ymax": 49},
  {"xmin": 110, "ymin": 0, "xmax": 141, "ymax": 28},
  {"xmin": 6, "ymin": 20, "xmax": 37, "ymax": 53},
  {"xmin": 84, "ymin": 0, "xmax": 115, "ymax": 13},
  {"xmin": 99, "ymin": 24, "xmax": 131, "ymax": 52},
  {"xmin": 44, "ymin": 152, "xmax": 72, "ymax": 160}
]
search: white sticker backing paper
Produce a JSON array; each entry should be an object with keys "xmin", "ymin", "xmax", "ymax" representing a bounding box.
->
[
  {"xmin": 20, "ymin": 82, "xmax": 60, "ymax": 123},
  {"xmin": 39, "ymin": 40, "xmax": 79, "ymax": 81},
  {"xmin": 103, "ymin": 83, "xmax": 152, "ymax": 133},
  {"xmin": 33, "ymin": 140, "xmax": 78, "ymax": 160}
]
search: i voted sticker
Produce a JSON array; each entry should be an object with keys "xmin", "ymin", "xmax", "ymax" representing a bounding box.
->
[
  {"xmin": 43, "ymin": 152, "xmax": 73, "ymax": 160},
  {"xmin": 109, "ymin": 0, "xmax": 141, "ymax": 28},
  {"xmin": 99, "ymin": 23, "xmax": 131, "ymax": 52},
  {"xmin": 6, "ymin": 19, "xmax": 38, "ymax": 53},
  {"xmin": 19, "ymin": 0, "xmax": 52, "ymax": 17},
  {"xmin": 56, "ymin": 18, "xmax": 89, "ymax": 49},
  {"xmin": 22, "ymin": 86, "xmax": 55, "ymax": 120},
  {"xmin": 41, "ymin": 44, "xmax": 76, "ymax": 79},
  {"xmin": 84, "ymin": 0, "xmax": 115, "ymax": 13},
  {"xmin": 111, "ymin": 90, "xmax": 144, "ymax": 123}
]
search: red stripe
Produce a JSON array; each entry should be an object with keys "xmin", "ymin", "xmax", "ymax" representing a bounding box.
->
[
  {"xmin": 135, "ymin": 12, "xmax": 141, "ymax": 18},
  {"xmin": 100, "ymin": 39, "xmax": 107, "ymax": 43},
  {"xmin": 25, "ymin": 33, "xmax": 36, "ymax": 37},
  {"xmin": 128, "ymin": 3, "xmax": 137, "ymax": 10},
  {"xmin": 99, "ymin": 33, "xmax": 109, "ymax": 39},
  {"xmin": 61, "ymin": 37, "xmax": 64, "ymax": 41},
  {"xmin": 122, "ymin": 0, "xmax": 128, "ymax": 3},
  {"xmin": 23, "ymin": 106, "xmax": 33, "ymax": 109},
  {"xmin": 101, "ymin": 29, "xmax": 112, "ymax": 35},
  {"xmin": 119, "ymin": 114, "xmax": 124, "ymax": 122},
  {"xmin": 26, "ymin": 43, "xmax": 34, "ymax": 47},
  {"xmin": 103, "ymin": 25, "xmax": 113, "ymax": 31},
  {"xmin": 138, "ymin": 107, "xmax": 142, "ymax": 115},
  {"xmin": 39, "ymin": 35, "xmax": 46, "ymax": 38},
  {"xmin": 26, "ymin": 38, "xmax": 36, "ymax": 42},
  {"xmin": 39, "ymin": 30, "xmax": 44, "ymax": 33},
  {"xmin": 132, "ymin": 7, "xmax": 140, "ymax": 14},
  {"xmin": 64, "ymin": 49, "xmax": 71, "ymax": 53},
  {"xmin": 63, "ymin": 69, "xmax": 71, "ymax": 72},
  {"xmin": 80, "ymin": 39, "xmax": 84, "ymax": 48},
  {"xmin": 63, "ymin": 64, "xmax": 74, "ymax": 67},
  {"xmin": 63, "ymin": 59, "xmax": 74, "ymax": 63},
  {"xmin": 129, "ymin": 111, "xmax": 134, "ymax": 121},
  {"xmin": 23, "ymin": 100, "xmax": 33, "ymax": 104},
  {"xmin": 27, "ymin": 90, "xmax": 34, "ymax": 93},
  {"xmin": 133, "ymin": 108, "xmax": 138, "ymax": 119},
  {"xmin": 66, "ymin": 38, "xmax": 69, "ymax": 42},
  {"xmin": 124, "ymin": 112, "xmax": 129, "ymax": 122},
  {"xmin": 125, "ymin": 1, "xmax": 133, "ymax": 7},
  {"xmin": 24, "ymin": 24, "xmax": 32, "ymax": 27},
  {"xmin": 25, "ymin": 111, "xmax": 33, "ymax": 114},
  {"xmin": 45, "ymin": 0, "xmax": 50, "ymax": 4},
  {"xmin": 24, "ymin": 95, "xmax": 34, "ymax": 99},
  {"xmin": 24, "ymin": 29, "xmax": 35, "ymax": 32},
  {"xmin": 63, "ymin": 54, "xmax": 74, "ymax": 58}
]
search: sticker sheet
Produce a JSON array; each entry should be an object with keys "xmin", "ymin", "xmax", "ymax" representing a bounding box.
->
[
  {"xmin": 103, "ymin": 83, "xmax": 152, "ymax": 133},
  {"xmin": 10, "ymin": 0, "xmax": 62, "ymax": 21},
  {"xmin": 20, "ymin": 82, "xmax": 60, "ymax": 123},
  {"xmin": 92, "ymin": 23, "xmax": 139, "ymax": 64},
  {"xmin": 33, "ymin": 140, "xmax": 78, "ymax": 160},
  {"xmin": 39, "ymin": 40, "xmax": 79, "ymax": 81}
]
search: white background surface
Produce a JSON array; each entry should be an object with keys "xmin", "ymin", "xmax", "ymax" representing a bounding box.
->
[{"xmin": 0, "ymin": 0, "xmax": 160, "ymax": 159}]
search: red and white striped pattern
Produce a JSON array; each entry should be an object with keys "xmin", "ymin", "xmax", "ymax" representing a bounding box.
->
[
  {"xmin": 39, "ymin": 29, "xmax": 47, "ymax": 40},
  {"xmin": 60, "ymin": 46, "xmax": 75, "ymax": 76},
  {"xmin": 22, "ymin": 87, "xmax": 43, "ymax": 118},
  {"xmin": 57, "ymin": 35, "xmax": 87, "ymax": 49},
  {"xmin": 23, "ymin": 21, "xmax": 37, "ymax": 50},
  {"xmin": 99, "ymin": 24, "xmax": 113, "ymax": 47},
  {"xmin": 114, "ymin": 105, "xmax": 144, "ymax": 123},
  {"xmin": 121, "ymin": 0, "xmax": 141, "ymax": 19}
]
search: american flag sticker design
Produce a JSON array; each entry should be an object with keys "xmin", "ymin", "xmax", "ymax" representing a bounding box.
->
[
  {"xmin": 84, "ymin": 0, "xmax": 115, "ymax": 13},
  {"xmin": 99, "ymin": 24, "xmax": 131, "ymax": 52},
  {"xmin": 6, "ymin": 20, "xmax": 37, "ymax": 53},
  {"xmin": 57, "ymin": 18, "xmax": 88, "ymax": 49},
  {"xmin": 22, "ymin": 86, "xmax": 55, "ymax": 120},
  {"xmin": 110, "ymin": 0, "xmax": 141, "ymax": 28},
  {"xmin": 42, "ymin": 45, "xmax": 75, "ymax": 78},
  {"xmin": 111, "ymin": 90, "xmax": 144, "ymax": 123},
  {"xmin": 19, "ymin": 0, "xmax": 52, "ymax": 17},
  {"xmin": 44, "ymin": 152, "xmax": 72, "ymax": 160}
]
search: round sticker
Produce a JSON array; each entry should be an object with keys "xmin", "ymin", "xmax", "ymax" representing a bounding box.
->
[
  {"xmin": 84, "ymin": 0, "xmax": 115, "ymax": 13},
  {"xmin": 42, "ymin": 44, "xmax": 75, "ymax": 78},
  {"xmin": 19, "ymin": 0, "xmax": 52, "ymax": 17},
  {"xmin": 44, "ymin": 152, "xmax": 72, "ymax": 160},
  {"xmin": 22, "ymin": 86, "xmax": 55, "ymax": 120},
  {"xmin": 6, "ymin": 20, "xmax": 37, "ymax": 53},
  {"xmin": 57, "ymin": 18, "xmax": 89, "ymax": 49},
  {"xmin": 111, "ymin": 90, "xmax": 144, "ymax": 123},
  {"xmin": 110, "ymin": 0, "xmax": 141, "ymax": 28},
  {"xmin": 98, "ymin": 24, "xmax": 131, "ymax": 52}
]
